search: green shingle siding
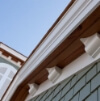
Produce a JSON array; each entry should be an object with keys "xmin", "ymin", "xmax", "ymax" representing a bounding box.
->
[{"xmin": 30, "ymin": 62, "xmax": 100, "ymax": 101}]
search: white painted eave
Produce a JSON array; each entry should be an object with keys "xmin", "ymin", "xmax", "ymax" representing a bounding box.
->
[
  {"xmin": 0, "ymin": 43, "xmax": 27, "ymax": 61},
  {"xmin": 0, "ymin": 54, "xmax": 21, "ymax": 68},
  {"xmin": 18, "ymin": 0, "xmax": 100, "ymax": 85},
  {"xmin": 2, "ymin": 0, "xmax": 100, "ymax": 101}
]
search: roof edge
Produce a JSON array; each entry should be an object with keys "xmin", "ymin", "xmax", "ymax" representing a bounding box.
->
[{"xmin": 0, "ymin": 42, "xmax": 27, "ymax": 61}]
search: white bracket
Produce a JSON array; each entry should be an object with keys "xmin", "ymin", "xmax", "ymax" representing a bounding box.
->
[
  {"xmin": 17, "ymin": 61, "xmax": 21, "ymax": 67},
  {"xmin": 0, "ymin": 51, "xmax": 2, "ymax": 56},
  {"xmin": 80, "ymin": 33, "xmax": 100, "ymax": 58},
  {"xmin": 46, "ymin": 66, "xmax": 62, "ymax": 83},
  {"xmin": 8, "ymin": 56, "xmax": 12, "ymax": 60},
  {"xmin": 28, "ymin": 83, "xmax": 38, "ymax": 96}
]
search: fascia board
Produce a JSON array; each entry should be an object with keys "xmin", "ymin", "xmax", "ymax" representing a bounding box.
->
[
  {"xmin": 2, "ymin": 0, "xmax": 100, "ymax": 101},
  {"xmin": 0, "ymin": 44, "xmax": 27, "ymax": 61},
  {"xmin": 0, "ymin": 55, "xmax": 21, "ymax": 67},
  {"xmin": 18, "ymin": 0, "xmax": 100, "ymax": 85}
]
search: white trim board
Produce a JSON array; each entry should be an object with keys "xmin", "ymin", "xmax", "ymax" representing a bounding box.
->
[
  {"xmin": 2, "ymin": 0, "xmax": 100, "ymax": 101},
  {"xmin": 0, "ymin": 55, "xmax": 21, "ymax": 68},
  {"xmin": 0, "ymin": 43, "xmax": 27, "ymax": 61},
  {"xmin": 17, "ymin": 0, "xmax": 100, "ymax": 85}
]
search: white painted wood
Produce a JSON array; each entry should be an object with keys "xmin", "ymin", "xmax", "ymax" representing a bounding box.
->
[
  {"xmin": 28, "ymin": 83, "xmax": 38, "ymax": 96},
  {"xmin": 80, "ymin": 33, "xmax": 100, "ymax": 58},
  {"xmin": 2, "ymin": 0, "xmax": 100, "ymax": 101},
  {"xmin": 46, "ymin": 66, "xmax": 61, "ymax": 83},
  {"xmin": 0, "ymin": 51, "xmax": 2, "ymax": 56},
  {"xmin": 8, "ymin": 56, "xmax": 12, "ymax": 60},
  {"xmin": 0, "ymin": 55, "xmax": 21, "ymax": 67},
  {"xmin": 0, "ymin": 63, "xmax": 17, "ymax": 100},
  {"xmin": 0, "ymin": 43, "xmax": 27, "ymax": 61},
  {"xmin": 17, "ymin": 0, "xmax": 100, "ymax": 85}
]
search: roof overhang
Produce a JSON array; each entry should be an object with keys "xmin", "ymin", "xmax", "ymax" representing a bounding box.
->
[
  {"xmin": 0, "ymin": 42, "xmax": 27, "ymax": 67},
  {"xmin": 2, "ymin": 0, "xmax": 100, "ymax": 101},
  {"xmin": 0, "ymin": 43, "xmax": 27, "ymax": 61}
]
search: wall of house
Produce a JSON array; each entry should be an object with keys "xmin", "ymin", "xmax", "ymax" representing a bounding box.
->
[{"xmin": 30, "ymin": 61, "xmax": 100, "ymax": 101}]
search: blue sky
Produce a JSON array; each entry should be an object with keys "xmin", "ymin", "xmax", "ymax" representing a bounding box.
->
[{"xmin": 0, "ymin": 0, "xmax": 70, "ymax": 57}]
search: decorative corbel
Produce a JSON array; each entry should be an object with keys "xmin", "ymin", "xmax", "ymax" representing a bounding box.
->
[
  {"xmin": 28, "ymin": 83, "xmax": 38, "ymax": 96},
  {"xmin": 46, "ymin": 66, "xmax": 62, "ymax": 83},
  {"xmin": 17, "ymin": 61, "xmax": 21, "ymax": 66},
  {"xmin": 80, "ymin": 33, "xmax": 100, "ymax": 58},
  {"xmin": 0, "ymin": 51, "xmax": 2, "ymax": 56},
  {"xmin": 8, "ymin": 56, "xmax": 12, "ymax": 60}
]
